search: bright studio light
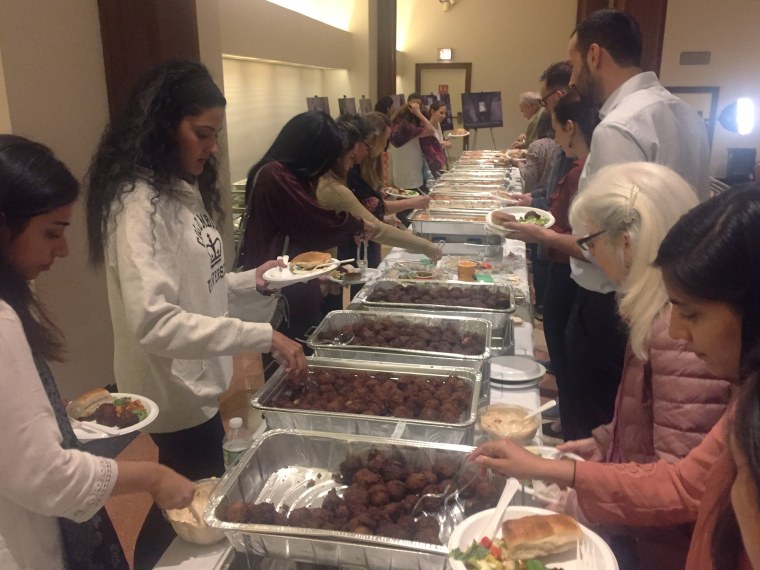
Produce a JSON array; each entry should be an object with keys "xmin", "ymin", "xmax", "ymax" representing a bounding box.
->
[{"xmin": 736, "ymin": 97, "xmax": 755, "ymax": 135}]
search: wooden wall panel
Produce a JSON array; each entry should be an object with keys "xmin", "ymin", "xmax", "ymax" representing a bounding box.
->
[
  {"xmin": 376, "ymin": 0, "xmax": 396, "ymax": 99},
  {"xmin": 97, "ymin": 0, "xmax": 200, "ymax": 116}
]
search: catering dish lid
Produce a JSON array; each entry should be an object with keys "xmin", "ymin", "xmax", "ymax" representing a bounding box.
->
[{"xmin": 489, "ymin": 355, "xmax": 546, "ymax": 384}]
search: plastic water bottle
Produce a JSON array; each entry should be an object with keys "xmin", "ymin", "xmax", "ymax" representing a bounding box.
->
[{"xmin": 222, "ymin": 417, "xmax": 251, "ymax": 471}]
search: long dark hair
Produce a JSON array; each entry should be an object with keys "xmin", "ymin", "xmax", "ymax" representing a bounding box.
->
[
  {"xmin": 86, "ymin": 60, "xmax": 227, "ymax": 266},
  {"xmin": 655, "ymin": 185, "xmax": 760, "ymax": 372},
  {"xmin": 552, "ymin": 91, "xmax": 599, "ymax": 147},
  {"xmin": 332, "ymin": 120, "xmax": 365, "ymax": 180},
  {"xmin": 245, "ymin": 111, "xmax": 342, "ymax": 200},
  {"xmin": 655, "ymin": 185, "xmax": 760, "ymax": 568},
  {"xmin": 0, "ymin": 135, "xmax": 79, "ymax": 360}
]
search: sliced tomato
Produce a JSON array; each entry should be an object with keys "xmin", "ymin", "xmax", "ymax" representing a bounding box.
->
[
  {"xmin": 478, "ymin": 536, "xmax": 492, "ymax": 548},
  {"xmin": 489, "ymin": 544, "xmax": 501, "ymax": 559}
]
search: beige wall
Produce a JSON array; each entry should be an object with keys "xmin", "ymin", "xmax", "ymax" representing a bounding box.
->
[
  {"xmin": 219, "ymin": 0, "xmax": 355, "ymax": 69},
  {"xmin": 396, "ymin": 0, "xmax": 577, "ymax": 151},
  {"xmin": 219, "ymin": 0, "xmax": 371, "ymax": 183},
  {"xmin": 0, "ymin": 0, "xmax": 112, "ymax": 398},
  {"xmin": 0, "ymin": 0, "xmax": 230, "ymax": 399},
  {"xmin": 660, "ymin": 0, "xmax": 760, "ymax": 177}
]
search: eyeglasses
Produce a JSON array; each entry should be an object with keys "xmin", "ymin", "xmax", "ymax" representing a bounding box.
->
[
  {"xmin": 361, "ymin": 140, "xmax": 373, "ymax": 151},
  {"xmin": 539, "ymin": 90, "xmax": 563, "ymax": 108},
  {"xmin": 576, "ymin": 229, "xmax": 607, "ymax": 251}
]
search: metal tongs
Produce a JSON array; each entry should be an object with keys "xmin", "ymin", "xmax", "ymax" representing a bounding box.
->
[{"xmin": 356, "ymin": 238, "xmax": 368, "ymax": 272}]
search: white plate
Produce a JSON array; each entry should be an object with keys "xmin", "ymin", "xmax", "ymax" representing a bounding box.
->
[
  {"xmin": 490, "ymin": 355, "xmax": 546, "ymax": 384},
  {"xmin": 486, "ymin": 206, "xmax": 556, "ymax": 234},
  {"xmin": 525, "ymin": 445, "xmax": 586, "ymax": 463},
  {"xmin": 328, "ymin": 267, "xmax": 382, "ymax": 286},
  {"xmin": 447, "ymin": 130, "xmax": 470, "ymax": 138},
  {"xmin": 71, "ymin": 392, "xmax": 159, "ymax": 442},
  {"xmin": 490, "ymin": 377, "xmax": 542, "ymax": 390},
  {"xmin": 385, "ymin": 188, "xmax": 420, "ymax": 199},
  {"xmin": 448, "ymin": 506, "xmax": 618, "ymax": 570},
  {"xmin": 263, "ymin": 259, "xmax": 340, "ymax": 289}
]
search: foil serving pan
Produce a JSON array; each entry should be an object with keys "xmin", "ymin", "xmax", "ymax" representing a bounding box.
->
[
  {"xmin": 441, "ymin": 169, "xmax": 506, "ymax": 179},
  {"xmin": 205, "ymin": 430, "xmax": 506, "ymax": 570},
  {"xmin": 429, "ymin": 181, "xmax": 508, "ymax": 192},
  {"xmin": 429, "ymin": 198, "xmax": 511, "ymax": 212},
  {"xmin": 409, "ymin": 210, "xmax": 489, "ymax": 237},
  {"xmin": 307, "ymin": 310, "xmax": 492, "ymax": 363},
  {"xmin": 360, "ymin": 279, "xmax": 515, "ymax": 315},
  {"xmin": 252, "ymin": 357, "xmax": 482, "ymax": 445}
]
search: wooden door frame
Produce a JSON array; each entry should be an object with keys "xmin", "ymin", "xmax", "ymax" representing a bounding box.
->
[{"xmin": 415, "ymin": 62, "xmax": 472, "ymax": 95}]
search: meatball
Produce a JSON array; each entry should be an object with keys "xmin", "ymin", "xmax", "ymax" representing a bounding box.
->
[
  {"xmin": 385, "ymin": 479, "xmax": 408, "ymax": 502},
  {"xmin": 368, "ymin": 483, "xmax": 390, "ymax": 507},
  {"xmin": 343, "ymin": 483, "xmax": 369, "ymax": 507},
  {"xmin": 353, "ymin": 468, "xmax": 384, "ymax": 489}
]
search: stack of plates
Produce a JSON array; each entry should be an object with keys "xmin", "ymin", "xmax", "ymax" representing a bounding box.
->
[{"xmin": 489, "ymin": 355, "xmax": 546, "ymax": 389}]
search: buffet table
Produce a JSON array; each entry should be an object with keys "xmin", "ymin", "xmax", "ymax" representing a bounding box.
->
[
  {"xmin": 155, "ymin": 239, "xmax": 540, "ymax": 570},
  {"xmin": 155, "ymin": 159, "xmax": 544, "ymax": 569}
]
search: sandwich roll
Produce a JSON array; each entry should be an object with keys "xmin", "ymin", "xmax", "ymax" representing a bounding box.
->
[
  {"xmin": 501, "ymin": 513, "xmax": 581, "ymax": 560},
  {"xmin": 66, "ymin": 387, "xmax": 113, "ymax": 419},
  {"xmin": 290, "ymin": 251, "xmax": 333, "ymax": 273}
]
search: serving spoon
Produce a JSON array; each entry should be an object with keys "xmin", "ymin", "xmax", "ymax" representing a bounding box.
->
[{"xmin": 523, "ymin": 399, "xmax": 557, "ymax": 422}]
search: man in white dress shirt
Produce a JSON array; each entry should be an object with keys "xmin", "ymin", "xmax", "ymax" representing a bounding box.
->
[
  {"xmin": 562, "ymin": 9, "xmax": 711, "ymax": 440},
  {"xmin": 502, "ymin": 10, "xmax": 711, "ymax": 441}
]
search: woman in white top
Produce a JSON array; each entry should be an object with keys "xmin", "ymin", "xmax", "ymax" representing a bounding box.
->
[
  {"xmin": 0, "ymin": 134, "xmax": 194, "ymax": 570},
  {"xmin": 85, "ymin": 60, "xmax": 306, "ymax": 568}
]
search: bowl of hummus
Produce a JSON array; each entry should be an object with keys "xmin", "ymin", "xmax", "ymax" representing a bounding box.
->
[
  {"xmin": 164, "ymin": 478, "xmax": 226, "ymax": 545},
  {"xmin": 478, "ymin": 403, "xmax": 539, "ymax": 444}
]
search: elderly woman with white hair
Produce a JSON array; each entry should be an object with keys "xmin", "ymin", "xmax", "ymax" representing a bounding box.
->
[{"xmin": 491, "ymin": 162, "xmax": 733, "ymax": 568}]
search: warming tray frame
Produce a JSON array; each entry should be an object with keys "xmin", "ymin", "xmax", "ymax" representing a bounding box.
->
[
  {"xmin": 205, "ymin": 429, "xmax": 506, "ymax": 570},
  {"xmin": 251, "ymin": 357, "xmax": 482, "ymax": 444}
]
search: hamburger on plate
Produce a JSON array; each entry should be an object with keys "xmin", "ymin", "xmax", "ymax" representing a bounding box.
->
[{"xmin": 289, "ymin": 251, "xmax": 333, "ymax": 273}]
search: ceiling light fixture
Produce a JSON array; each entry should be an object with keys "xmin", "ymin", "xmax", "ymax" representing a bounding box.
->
[{"xmin": 439, "ymin": 0, "xmax": 455, "ymax": 12}]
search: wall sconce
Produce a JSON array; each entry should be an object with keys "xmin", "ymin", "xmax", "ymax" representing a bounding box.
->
[
  {"xmin": 439, "ymin": 0, "xmax": 455, "ymax": 11},
  {"xmin": 438, "ymin": 48, "xmax": 453, "ymax": 61},
  {"xmin": 718, "ymin": 97, "xmax": 755, "ymax": 135}
]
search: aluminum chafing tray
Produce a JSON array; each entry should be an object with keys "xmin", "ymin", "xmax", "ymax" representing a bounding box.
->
[
  {"xmin": 430, "ymin": 189, "xmax": 516, "ymax": 201},
  {"xmin": 252, "ymin": 357, "xmax": 482, "ymax": 444},
  {"xmin": 429, "ymin": 198, "xmax": 510, "ymax": 212},
  {"xmin": 361, "ymin": 279, "xmax": 515, "ymax": 315},
  {"xmin": 429, "ymin": 181, "xmax": 508, "ymax": 192},
  {"xmin": 307, "ymin": 310, "xmax": 492, "ymax": 364},
  {"xmin": 409, "ymin": 210, "xmax": 489, "ymax": 237},
  {"xmin": 205, "ymin": 429, "xmax": 506, "ymax": 570}
]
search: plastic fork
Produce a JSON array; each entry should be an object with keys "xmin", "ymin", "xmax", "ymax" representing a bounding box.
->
[
  {"xmin": 577, "ymin": 538, "xmax": 596, "ymax": 570},
  {"xmin": 411, "ymin": 460, "xmax": 483, "ymax": 541}
]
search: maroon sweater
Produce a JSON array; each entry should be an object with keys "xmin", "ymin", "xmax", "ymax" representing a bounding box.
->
[{"xmin": 240, "ymin": 161, "xmax": 363, "ymax": 317}]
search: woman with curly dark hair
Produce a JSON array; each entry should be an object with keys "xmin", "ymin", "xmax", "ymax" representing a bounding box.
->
[{"xmin": 86, "ymin": 60, "xmax": 305, "ymax": 568}]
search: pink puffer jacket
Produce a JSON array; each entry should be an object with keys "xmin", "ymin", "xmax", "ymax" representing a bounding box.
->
[{"xmin": 593, "ymin": 307, "xmax": 732, "ymax": 464}]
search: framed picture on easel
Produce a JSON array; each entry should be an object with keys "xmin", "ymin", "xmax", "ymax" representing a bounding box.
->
[
  {"xmin": 461, "ymin": 91, "xmax": 503, "ymax": 130},
  {"xmin": 306, "ymin": 96, "xmax": 331, "ymax": 115}
]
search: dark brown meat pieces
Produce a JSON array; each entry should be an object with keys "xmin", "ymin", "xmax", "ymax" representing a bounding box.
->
[
  {"xmin": 265, "ymin": 366, "xmax": 472, "ymax": 423},
  {"xmin": 220, "ymin": 449, "xmax": 501, "ymax": 545},
  {"xmin": 367, "ymin": 283, "xmax": 511, "ymax": 310}
]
